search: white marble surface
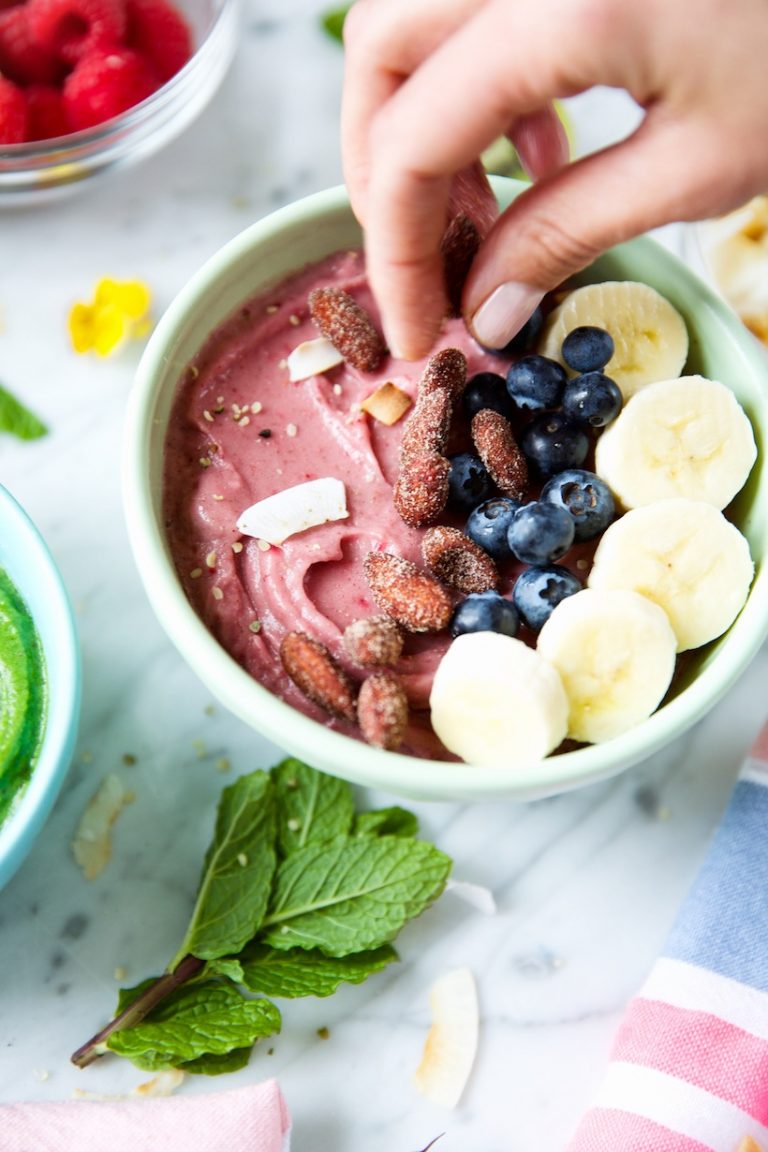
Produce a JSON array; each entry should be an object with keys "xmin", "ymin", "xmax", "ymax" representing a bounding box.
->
[{"xmin": 1, "ymin": 2, "xmax": 768, "ymax": 1147}]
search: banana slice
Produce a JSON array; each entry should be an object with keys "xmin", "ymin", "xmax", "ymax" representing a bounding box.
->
[
  {"xmin": 429, "ymin": 632, "xmax": 568, "ymax": 764},
  {"xmin": 594, "ymin": 375, "xmax": 757, "ymax": 510},
  {"xmin": 537, "ymin": 588, "xmax": 677, "ymax": 744},
  {"xmin": 539, "ymin": 281, "xmax": 689, "ymax": 400},
  {"xmin": 588, "ymin": 498, "xmax": 754, "ymax": 651}
]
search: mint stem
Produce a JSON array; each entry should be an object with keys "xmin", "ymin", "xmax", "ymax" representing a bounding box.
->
[{"xmin": 71, "ymin": 954, "xmax": 205, "ymax": 1068}]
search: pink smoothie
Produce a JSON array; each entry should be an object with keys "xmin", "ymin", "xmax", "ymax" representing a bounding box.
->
[{"xmin": 163, "ymin": 250, "xmax": 520, "ymax": 757}]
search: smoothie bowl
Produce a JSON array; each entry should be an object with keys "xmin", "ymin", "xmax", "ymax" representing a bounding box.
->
[
  {"xmin": 124, "ymin": 179, "xmax": 768, "ymax": 802},
  {"xmin": 0, "ymin": 484, "xmax": 80, "ymax": 889}
]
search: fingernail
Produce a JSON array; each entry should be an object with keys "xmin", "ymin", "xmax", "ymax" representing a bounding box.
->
[{"xmin": 470, "ymin": 283, "xmax": 544, "ymax": 350}]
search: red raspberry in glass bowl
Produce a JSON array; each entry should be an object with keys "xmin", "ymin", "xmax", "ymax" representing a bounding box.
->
[
  {"xmin": 0, "ymin": 5, "xmax": 63, "ymax": 84},
  {"xmin": 62, "ymin": 44, "xmax": 158, "ymax": 130},
  {"xmin": 125, "ymin": 0, "xmax": 191, "ymax": 82},
  {"xmin": 25, "ymin": 0, "xmax": 126, "ymax": 65},
  {"xmin": 0, "ymin": 75, "xmax": 28, "ymax": 143}
]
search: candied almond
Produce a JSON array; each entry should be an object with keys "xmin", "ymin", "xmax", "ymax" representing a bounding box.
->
[
  {"xmin": 364, "ymin": 552, "xmax": 453, "ymax": 633},
  {"xmin": 393, "ymin": 453, "xmax": 450, "ymax": 528},
  {"xmin": 422, "ymin": 525, "xmax": 499, "ymax": 593},
  {"xmin": 400, "ymin": 387, "xmax": 452, "ymax": 459},
  {"xmin": 419, "ymin": 347, "xmax": 468, "ymax": 403},
  {"xmin": 280, "ymin": 631, "xmax": 357, "ymax": 721},
  {"xmin": 308, "ymin": 286, "xmax": 386, "ymax": 372},
  {"xmin": 343, "ymin": 615, "xmax": 404, "ymax": 667},
  {"xmin": 471, "ymin": 408, "xmax": 529, "ymax": 500},
  {"xmin": 357, "ymin": 671, "xmax": 409, "ymax": 750},
  {"xmin": 441, "ymin": 214, "xmax": 480, "ymax": 317}
]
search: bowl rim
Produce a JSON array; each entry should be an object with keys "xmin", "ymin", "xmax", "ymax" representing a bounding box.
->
[
  {"xmin": 123, "ymin": 180, "xmax": 768, "ymax": 801},
  {"xmin": 0, "ymin": 483, "xmax": 81, "ymax": 886}
]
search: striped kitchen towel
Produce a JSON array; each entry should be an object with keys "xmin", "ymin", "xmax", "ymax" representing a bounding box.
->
[{"xmin": 568, "ymin": 722, "xmax": 768, "ymax": 1152}]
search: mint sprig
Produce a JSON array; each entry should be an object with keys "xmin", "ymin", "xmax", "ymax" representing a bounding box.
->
[
  {"xmin": 72, "ymin": 759, "xmax": 451, "ymax": 1075},
  {"xmin": 0, "ymin": 383, "xmax": 47, "ymax": 441},
  {"xmin": 320, "ymin": 4, "xmax": 352, "ymax": 42}
]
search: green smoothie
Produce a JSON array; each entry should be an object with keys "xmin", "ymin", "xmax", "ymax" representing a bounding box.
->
[{"xmin": 0, "ymin": 566, "xmax": 47, "ymax": 827}]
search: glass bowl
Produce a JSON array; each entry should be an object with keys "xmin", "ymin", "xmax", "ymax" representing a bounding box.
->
[{"xmin": 0, "ymin": 0, "xmax": 238, "ymax": 204}]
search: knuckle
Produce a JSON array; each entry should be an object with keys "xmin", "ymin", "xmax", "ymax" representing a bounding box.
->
[{"xmin": 520, "ymin": 210, "xmax": 603, "ymax": 281}]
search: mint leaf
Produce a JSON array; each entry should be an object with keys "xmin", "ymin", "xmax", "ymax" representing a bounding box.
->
[
  {"xmin": 172, "ymin": 771, "xmax": 277, "ymax": 966},
  {"xmin": 236, "ymin": 943, "xmax": 398, "ymax": 998},
  {"xmin": 205, "ymin": 957, "xmax": 245, "ymax": 984},
  {"xmin": 261, "ymin": 836, "xmax": 451, "ymax": 956},
  {"xmin": 107, "ymin": 981, "xmax": 280, "ymax": 1068},
  {"xmin": 353, "ymin": 806, "xmax": 419, "ymax": 838},
  {"xmin": 274, "ymin": 758, "xmax": 354, "ymax": 856},
  {"xmin": 0, "ymin": 383, "xmax": 47, "ymax": 441},
  {"xmin": 178, "ymin": 1048, "xmax": 253, "ymax": 1076},
  {"xmin": 321, "ymin": 3, "xmax": 351, "ymax": 42}
]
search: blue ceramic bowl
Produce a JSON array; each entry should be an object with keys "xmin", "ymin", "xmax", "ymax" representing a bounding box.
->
[{"xmin": 0, "ymin": 484, "xmax": 81, "ymax": 891}]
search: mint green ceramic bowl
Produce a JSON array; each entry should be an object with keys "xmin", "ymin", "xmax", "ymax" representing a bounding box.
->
[{"xmin": 123, "ymin": 180, "xmax": 768, "ymax": 802}]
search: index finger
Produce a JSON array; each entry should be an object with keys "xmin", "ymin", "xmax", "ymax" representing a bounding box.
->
[
  {"xmin": 362, "ymin": 0, "xmax": 644, "ymax": 357},
  {"xmin": 341, "ymin": 0, "xmax": 487, "ymax": 226}
]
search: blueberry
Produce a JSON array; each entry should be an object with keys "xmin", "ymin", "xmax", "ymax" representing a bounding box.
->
[
  {"xmin": 506, "ymin": 355, "xmax": 567, "ymax": 411},
  {"xmin": 465, "ymin": 497, "xmax": 520, "ymax": 560},
  {"xmin": 562, "ymin": 371, "xmax": 623, "ymax": 428},
  {"xmin": 561, "ymin": 325, "xmax": 615, "ymax": 373},
  {"xmin": 450, "ymin": 591, "xmax": 519, "ymax": 638},
  {"xmin": 540, "ymin": 468, "xmax": 615, "ymax": 541},
  {"xmin": 482, "ymin": 305, "xmax": 545, "ymax": 356},
  {"xmin": 520, "ymin": 412, "xmax": 589, "ymax": 477},
  {"xmin": 447, "ymin": 452, "xmax": 493, "ymax": 512},
  {"xmin": 463, "ymin": 372, "xmax": 516, "ymax": 421},
  {"xmin": 513, "ymin": 565, "xmax": 582, "ymax": 631},
  {"xmin": 507, "ymin": 501, "xmax": 575, "ymax": 565}
]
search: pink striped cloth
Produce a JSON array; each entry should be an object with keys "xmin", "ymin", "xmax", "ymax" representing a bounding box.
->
[
  {"xmin": 568, "ymin": 722, "xmax": 768, "ymax": 1152},
  {"xmin": 0, "ymin": 1078, "xmax": 291, "ymax": 1152}
]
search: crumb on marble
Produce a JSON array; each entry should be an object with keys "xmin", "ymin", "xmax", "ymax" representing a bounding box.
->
[{"xmin": 71, "ymin": 775, "xmax": 135, "ymax": 881}]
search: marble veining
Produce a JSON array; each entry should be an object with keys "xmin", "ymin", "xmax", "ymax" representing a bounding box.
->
[{"xmin": 1, "ymin": 2, "xmax": 767, "ymax": 1147}]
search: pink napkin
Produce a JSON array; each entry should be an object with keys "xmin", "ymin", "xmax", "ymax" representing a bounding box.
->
[{"xmin": 0, "ymin": 1078, "xmax": 290, "ymax": 1152}]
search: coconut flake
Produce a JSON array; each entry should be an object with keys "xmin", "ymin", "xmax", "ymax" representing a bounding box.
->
[
  {"xmin": 71, "ymin": 774, "xmax": 135, "ymax": 881},
  {"xmin": 287, "ymin": 337, "xmax": 345, "ymax": 382},
  {"xmin": 237, "ymin": 478, "xmax": 348, "ymax": 545},
  {"xmin": 445, "ymin": 878, "xmax": 497, "ymax": 915},
  {"xmin": 133, "ymin": 1070, "xmax": 186, "ymax": 1097},
  {"xmin": 413, "ymin": 967, "xmax": 479, "ymax": 1108}
]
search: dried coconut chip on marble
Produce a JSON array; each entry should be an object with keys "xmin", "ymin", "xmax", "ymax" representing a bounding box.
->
[{"xmin": 413, "ymin": 966, "xmax": 479, "ymax": 1109}]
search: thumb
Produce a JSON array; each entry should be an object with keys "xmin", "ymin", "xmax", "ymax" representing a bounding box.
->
[{"xmin": 464, "ymin": 116, "xmax": 725, "ymax": 348}]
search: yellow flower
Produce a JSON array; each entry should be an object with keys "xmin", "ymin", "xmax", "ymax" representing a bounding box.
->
[{"xmin": 68, "ymin": 278, "xmax": 152, "ymax": 356}]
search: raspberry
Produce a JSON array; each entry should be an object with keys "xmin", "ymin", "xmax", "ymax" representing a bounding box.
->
[
  {"xmin": 0, "ymin": 74, "xmax": 28, "ymax": 143},
  {"xmin": 63, "ymin": 46, "xmax": 159, "ymax": 130},
  {"xmin": 125, "ymin": 0, "xmax": 191, "ymax": 81},
  {"xmin": 0, "ymin": 6, "xmax": 62, "ymax": 84},
  {"xmin": 26, "ymin": 83, "xmax": 68, "ymax": 139},
  {"xmin": 26, "ymin": 0, "xmax": 127, "ymax": 65}
]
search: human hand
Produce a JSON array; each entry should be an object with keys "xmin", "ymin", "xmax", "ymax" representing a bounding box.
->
[{"xmin": 342, "ymin": 0, "xmax": 768, "ymax": 359}]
